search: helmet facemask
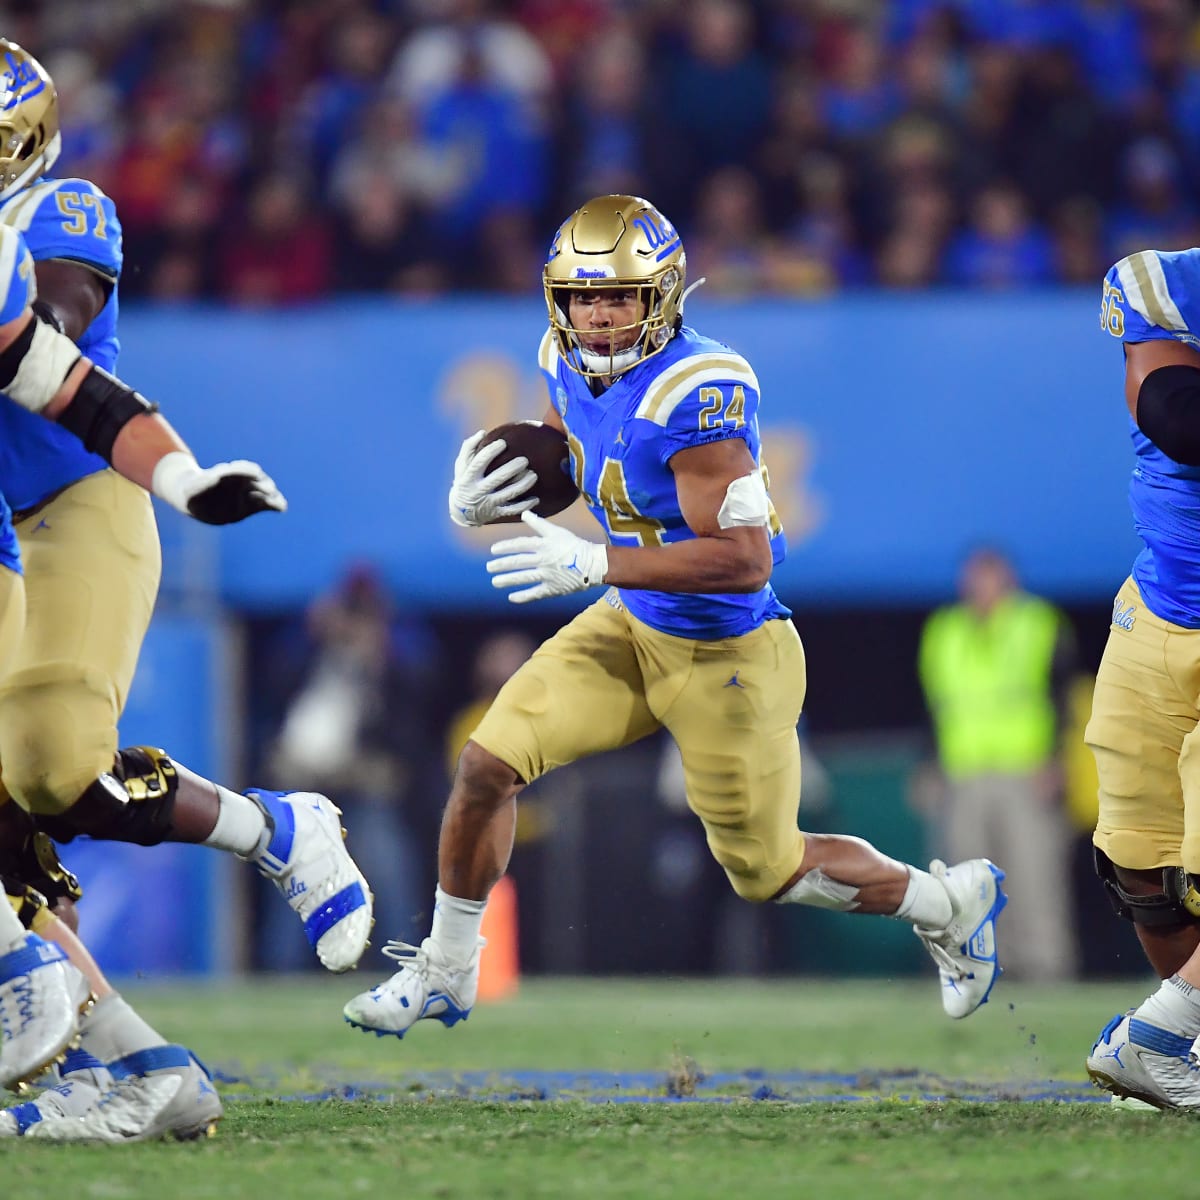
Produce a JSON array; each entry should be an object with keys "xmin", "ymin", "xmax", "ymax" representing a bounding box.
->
[{"xmin": 543, "ymin": 196, "xmax": 686, "ymax": 380}]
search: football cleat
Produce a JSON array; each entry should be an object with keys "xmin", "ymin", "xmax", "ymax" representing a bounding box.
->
[
  {"xmin": 1086, "ymin": 1011, "xmax": 1200, "ymax": 1110},
  {"xmin": 26, "ymin": 1044, "xmax": 222, "ymax": 1142},
  {"xmin": 913, "ymin": 858, "xmax": 1007, "ymax": 1019},
  {"xmin": 246, "ymin": 790, "xmax": 373, "ymax": 973},
  {"xmin": 0, "ymin": 1048, "xmax": 112, "ymax": 1136},
  {"xmin": 343, "ymin": 937, "xmax": 483, "ymax": 1038},
  {"xmin": 0, "ymin": 934, "xmax": 91, "ymax": 1091}
]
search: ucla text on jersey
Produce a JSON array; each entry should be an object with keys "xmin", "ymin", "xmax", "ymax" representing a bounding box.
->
[
  {"xmin": 539, "ymin": 325, "xmax": 790, "ymax": 640},
  {"xmin": 1102, "ymin": 248, "xmax": 1200, "ymax": 627},
  {"xmin": 0, "ymin": 176, "xmax": 122, "ymax": 512}
]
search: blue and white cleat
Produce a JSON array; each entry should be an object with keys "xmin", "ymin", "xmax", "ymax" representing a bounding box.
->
[
  {"xmin": 246, "ymin": 790, "xmax": 374, "ymax": 973},
  {"xmin": 914, "ymin": 858, "xmax": 1008, "ymax": 1019},
  {"xmin": 0, "ymin": 1047, "xmax": 112, "ymax": 1137},
  {"xmin": 343, "ymin": 937, "xmax": 483, "ymax": 1038},
  {"xmin": 26, "ymin": 1044, "xmax": 222, "ymax": 1142},
  {"xmin": 0, "ymin": 934, "xmax": 91, "ymax": 1092},
  {"xmin": 1086, "ymin": 1011, "xmax": 1200, "ymax": 1110}
]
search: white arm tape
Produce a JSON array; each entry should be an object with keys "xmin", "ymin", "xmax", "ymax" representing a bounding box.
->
[
  {"xmin": 5, "ymin": 318, "xmax": 82, "ymax": 414},
  {"xmin": 150, "ymin": 450, "xmax": 205, "ymax": 514},
  {"xmin": 717, "ymin": 471, "xmax": 770, "ymax": 529}
]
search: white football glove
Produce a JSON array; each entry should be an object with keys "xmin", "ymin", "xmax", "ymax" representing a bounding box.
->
[
  {"xmin": 449, "ymin": 430, "xmax": 538, "ymax": 527},
  {"xmin": 151, "ymin": 450, "xmax": 287, "ymax": 525},
  {"xmin": 487, "ymin": 511, "xmax": 608, "ymax": 603}
]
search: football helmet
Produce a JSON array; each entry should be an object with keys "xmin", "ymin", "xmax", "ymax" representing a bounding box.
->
[
  {"xmin": 543, "ymin": 194, "xmax": 686, "ymax": 379},
  {"xmin": 0, "ymin": 41, "xmax": 60, "ymax": 203}
]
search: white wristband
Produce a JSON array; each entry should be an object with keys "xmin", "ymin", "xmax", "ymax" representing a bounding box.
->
[{"xmin": 150, "ymin": 450, "xmax": 204, "ymax": 514}]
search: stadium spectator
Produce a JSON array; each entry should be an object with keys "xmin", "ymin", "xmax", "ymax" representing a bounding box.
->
[
  {"xmin": 13, "ymin": 0, "xmax": 1200, "ymax": 300},
  {"xmin": 917, "ymin": 547, "xmax": 1080, "ymax": 981}
]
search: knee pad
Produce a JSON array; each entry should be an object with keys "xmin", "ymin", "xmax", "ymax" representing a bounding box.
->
[
  {"xmin": 35, "ymin": 746, "xmax": 179, "ymax": 848},
  {"xmin": 1094, "ymin": 846, "xmax": 1200, "ymax": 929}
]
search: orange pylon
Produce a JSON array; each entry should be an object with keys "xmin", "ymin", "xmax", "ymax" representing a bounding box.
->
[{"xmin": 477, "ymin": 873, "xmax": 520, "ymax": 1002}]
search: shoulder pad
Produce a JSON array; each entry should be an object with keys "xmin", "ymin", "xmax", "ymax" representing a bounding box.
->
[{"xmin": 634, "ymin": 350, "xmax": 760, "ymax": 427}]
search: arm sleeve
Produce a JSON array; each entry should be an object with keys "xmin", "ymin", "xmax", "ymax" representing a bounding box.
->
[
  {"xmin": 1103, "ymin": 252, "xmax": 1198, "ymax": 347},
  {"xmin": 0, "ymin": 225, "xmax": 34, "ymax": 325},
  {"xmin": 21, "ymin": 180, "xmax": 122, "ymax": 282},
  {"xmin": 655, "ymin": 376, "xmax": 760, "ymax": 466}
]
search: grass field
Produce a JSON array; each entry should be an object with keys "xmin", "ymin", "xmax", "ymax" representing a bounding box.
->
[{"xmin": 0, "ymin": 973, "xmax": 1193, "ymax": 1197}]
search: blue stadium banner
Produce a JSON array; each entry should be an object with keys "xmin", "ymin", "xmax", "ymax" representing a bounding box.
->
[{"xmin": 119, "ymin": 294, "xmax": 1139, "ymax": 609}]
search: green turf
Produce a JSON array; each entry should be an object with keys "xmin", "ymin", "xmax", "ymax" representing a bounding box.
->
[{"xmin": 0, "ymin": 974, "xmax": 1190, "ymax": 1198}]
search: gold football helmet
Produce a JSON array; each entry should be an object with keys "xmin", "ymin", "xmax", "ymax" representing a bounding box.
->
[
  {"xmin": 0, "ymin": 40, "xmax": 60, "ymax": 203},
  {"xmin": 543, "ymin": 194, "xmax": 686, "ymax": 378}
]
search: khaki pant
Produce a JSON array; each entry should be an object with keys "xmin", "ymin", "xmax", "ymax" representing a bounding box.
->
[
  {"xmin": 0, "ymin": 470, "xmax": 160, "ymax": 815},
  {"xmin": 471, "ymin": 592, "xmax": 806, "ymax": 902},
  {"xmin": 1088, "ymin": 576, "xmax": 1200, "ymax": 872}
]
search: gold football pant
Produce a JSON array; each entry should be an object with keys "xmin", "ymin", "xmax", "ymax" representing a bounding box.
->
[
  {"xmin": 470, "ymin": 592, "xmax": 807, "ymax": 901},
  {"xmin": 0, "ymin": 563, "xmax": 25, "ymax": 681},
  {"xmin": 1088, "ymin": 576, "xmax": 1200, "ymax": 873},
  {"xmin": 0, "ymin": 470, "xmax": 160, "ymax": 817}
]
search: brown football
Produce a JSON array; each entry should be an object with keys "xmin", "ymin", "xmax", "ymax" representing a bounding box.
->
[{"xmin": 480, "ymin": 421, "xmax": 578, "ymax": 519}]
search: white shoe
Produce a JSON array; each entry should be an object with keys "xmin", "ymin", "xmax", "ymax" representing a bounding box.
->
[
  {"xmin": 26, "ymin": 1044, "xmax": 223, "ymax": 1142},
  {"xmin": 0, "ymin": 934, "xmax": 91, "ymax": 1091},
  {"xmin": 914, "ymin": 859, "xmax": 1007, "ymax": 1019},
  {"xmin": 247, "ymin": 790, "xmax": 374, "ymax": 972},
  {"xmin": 343, "ymin": 937, "xmax": 482, "ymax": 1038},
  {"xmin": 1086, "ymin": 1011, "xmax": 1200, "ymax": 1110},
  {"xmin": 0, "ymin": 1048, "xmax": 112, "ymax": 1136}
]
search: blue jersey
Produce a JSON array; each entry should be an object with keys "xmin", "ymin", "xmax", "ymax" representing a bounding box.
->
[
  {"xmin": 1102, "ymin": 249, "xmax": 1200, "ymax": 627},
  {"xmin": 538, "ymin": 326, "xmax": 790, "ymax": 640},
  {"xmin": 0, "ymin": 176, "xmax": 121, "ymax": 511},
  {"xmin": 0, "ymin": 224, "xmax": 39, "ymax": 574}
]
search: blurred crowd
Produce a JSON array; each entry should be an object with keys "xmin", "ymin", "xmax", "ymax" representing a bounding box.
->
[{"xmin": 13, "ymin": 0, "xmax": 1200, "ymax": 301}]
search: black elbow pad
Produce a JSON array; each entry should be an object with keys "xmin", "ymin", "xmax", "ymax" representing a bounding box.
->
[{"xmin": 1137, "ymin": 364, "xmax": 1200, "ymax": 466}]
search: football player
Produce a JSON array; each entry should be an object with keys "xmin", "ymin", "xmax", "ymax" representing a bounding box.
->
[
  {"xmin": 1084, "ymin": 248, "xmax": 1200, "ymax": 1110},
  {"xmin": 344, "ymin": 194, "xmax": 1007, "ymax": 1037},
  {"xmin": 0, "ymin": 40, "xmax": 372, "ymax": 981},
  {"xmin": 0, "ymin": 210, "xmax": 279, "ymax": 1115}
]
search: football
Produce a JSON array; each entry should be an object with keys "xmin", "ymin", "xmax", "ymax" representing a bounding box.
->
[{"xmin": 480, "ymin": 420, "xmax": 579, "ymax": 519}]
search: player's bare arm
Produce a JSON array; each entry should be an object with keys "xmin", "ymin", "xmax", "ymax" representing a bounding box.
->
[
  {"xmin": 603, "ymin": 437, "xmax": 773, "ymax": 594},
  {"xmin": 32, "ymin": 258, "xmax": 108, "ymax": 340},
  {"xmin": 0, "ymin": 288, "xmax": 285, "ymax": 524},
  {"xmin": 1124, "ymin": 338, "xmax": 1200, "ymax": 464}
]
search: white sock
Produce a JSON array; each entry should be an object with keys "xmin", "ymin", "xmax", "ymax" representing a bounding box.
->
[
  {"xmin": 429, "ymin": 885, "xmax": 487, "ymax": 967},
  {"xmin": 893, "ymin": 866, "xmax": 954, "ymax": 929},
  {"xmin": 78, "ymin": 994, "xmax": 166, "ymax": 1063},
  {"xmin": 0, "ymin": 896, "xmax": 26, "ymax": 952},
  {"xmin": 203, "ymin": 785, "xmax": 268, "ymax": 855},
  {"xmin": 1137, "ymin": 975, "xmax": 1200, "ymax": 1039}
]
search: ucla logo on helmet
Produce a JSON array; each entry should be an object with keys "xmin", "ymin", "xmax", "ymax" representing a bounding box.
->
[
  {"xmin": 632, "ymin": 213, "xmax": 681, "ymax": 259},
  {"xmin": 572, "ymin": 266, "xmax": 615, "ymax": 279},
  {"xmin": 0, "ymin": 52, "xmax": 45, "ymax": 112}
]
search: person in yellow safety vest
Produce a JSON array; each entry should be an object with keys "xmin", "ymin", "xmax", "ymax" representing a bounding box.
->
[{"xmin": 918, "ymin": 546, "xmax": 1079, "ymax": 981}]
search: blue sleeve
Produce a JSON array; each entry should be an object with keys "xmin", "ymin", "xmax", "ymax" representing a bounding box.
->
[
  {"xmin": 1101, "ymin": 252, "xmax": 1200, "ymax": 348},
  {"xmin": 0, "ymin": 226, "xmax": 34, "ymax": 325},
  {"xmin": 654, "ymin": 377, "xmax": 760, "ymax": 466},
  {"xmin": 23, "ymin": 179, "xmax": 122, "ymax": 281}
]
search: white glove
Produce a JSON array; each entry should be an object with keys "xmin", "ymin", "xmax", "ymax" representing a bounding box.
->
[
  {"xmin": 487, "ymin": 511, "xmax": 608, "ymax": 603},
  {"xmin": 151, "ymin": 450, "xmax": 287, "ymax": 525},
  {"xmin": 449, "ymin": 430, "xmax": 538, "ymax": 527}
]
